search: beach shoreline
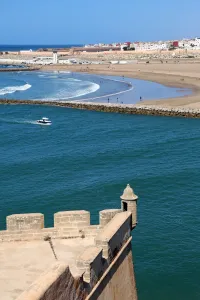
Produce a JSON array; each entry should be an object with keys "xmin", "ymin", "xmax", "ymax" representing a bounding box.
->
[
  {"xmin": 41, "ymin": 62, "xmax": 200, "ymax": 109},
  {"xmin": 1, "ymin": 61, "xmax": 200, "ymax": 117}
]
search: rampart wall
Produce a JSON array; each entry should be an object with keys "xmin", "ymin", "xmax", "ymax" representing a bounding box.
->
[
  {"xmin": 1, "ymin": 184, "xmax": 138, "ymax": 299},
  {"xmin": 11, "ymin": 211, "xmax": 136, "ymax": 300},
  {"xmin": 0, "ymin": 210, "xmax": 103, "ymax": 242}
]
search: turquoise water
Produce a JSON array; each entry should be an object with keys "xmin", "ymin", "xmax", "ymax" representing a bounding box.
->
[
  {"xmin": 0, "ymin": 71, "xmax": 131, "ymax": 101},
  {"xmin": 0, "ymin": 71, "xmax": 191, "ymax": 103},
  {"xmin": 0, "ymin": 104, "xmax": 200, "ymax": 299}
]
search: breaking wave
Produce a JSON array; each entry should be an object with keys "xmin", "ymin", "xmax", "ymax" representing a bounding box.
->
[
  {"xmin": 0, "ymin": 83, "xmax": 31, "ymax": 96},
  {"xmin": 43, "ymin": 81, "xmax": 100, "ymax": 101}
]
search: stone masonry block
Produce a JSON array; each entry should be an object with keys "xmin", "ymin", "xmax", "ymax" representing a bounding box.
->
[
  {"xmin": 76, "ymin": 246, "xmax": 103, "ymax": 285},
  {"xmin": 6, "ymin": 213, "xmax": 44, "ymax": 231},
  {"xmin": 95, "ymin": 212, "xmax": 132, "ymax": 260},
  {"xmin": 54, "ymin": 210, "xmax": 90, "ymax": 229},
  {"xmin": 99, "ymin": 209, "xmax": 121, "ymax": 227}
]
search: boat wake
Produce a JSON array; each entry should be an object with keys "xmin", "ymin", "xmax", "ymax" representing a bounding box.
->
[
  {"xmin": 0, "ymin": 83, "xmax": 31, "ymax": 96},
  {"xmin": 0, "ymin": 118, "xmax": 50, "ymax": 126}
]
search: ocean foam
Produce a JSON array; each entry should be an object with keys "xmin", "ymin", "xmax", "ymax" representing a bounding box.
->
[
  {"xmin": 59, "ymin": 71, "xmax": 71, "ymax": 74},
  {"xmin": 0, "ymin": 83, "xmax": 31, "ymax": 96},
  {"xmin": 67, "ymin": 82, "xmax": 100, "ymax": 99},
  {"xmin": 43, "ymin": 81, "xmax": 100, "ymax": 101}
]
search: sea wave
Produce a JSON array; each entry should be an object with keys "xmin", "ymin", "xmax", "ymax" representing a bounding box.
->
[
  {"xmin": 67, "ymin": 78, "xmax": 82, "ymax": 82},
  {"xmin": 42, "ymin": 82, "xmax": 100, "ymax": 101},
  {"xmin": 59, "ymin": 71, "xmax": 71, "ymax": 74},
  {"xmin": 0, "ymin": 83, "xmax": 31, "ymax": 96}
]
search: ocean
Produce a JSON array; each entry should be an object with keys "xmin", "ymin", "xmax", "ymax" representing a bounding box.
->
[
  {"xmin": 0, "ymin": 44, "xmax": 82, "ymax": 52},
  {"xmin": 0, "ymin": 72, "xmax": 199, "ymax": 299},
  {"xmin": 0, "ymin": 71, "xmax": 191, "ymax": 103}
]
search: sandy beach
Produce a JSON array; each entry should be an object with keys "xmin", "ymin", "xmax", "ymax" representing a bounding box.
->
[{"xmin": 41, "ymin": 61, "xmax": 200, "ymax": 109}]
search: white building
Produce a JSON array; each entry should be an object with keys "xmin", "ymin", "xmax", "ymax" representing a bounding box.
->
[
  {"xmin": 53, "ymin": 51, "xmax": 58, "ymax": 64},
  {"xmin": 134, "ymin": 41, "xmax": 168, "ymax": 51}
]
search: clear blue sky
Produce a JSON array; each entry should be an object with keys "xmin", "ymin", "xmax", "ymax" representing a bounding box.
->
[{"xmin": 1, "ymin": 0, "xmax": 200, "ymax": 44}]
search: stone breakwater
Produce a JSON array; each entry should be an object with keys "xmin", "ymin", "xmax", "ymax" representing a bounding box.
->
[
  {"xmin": 0, "ymin": 67, "xmax": 40, "ymax": 72},
  {"xmin": 1, "ymin": 98, "xmax": 200, "ymax": 118}
]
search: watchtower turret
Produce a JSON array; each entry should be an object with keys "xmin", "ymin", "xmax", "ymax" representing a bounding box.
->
[{"xmin": 120, "ymin": 184, "xmax": 138, "ymax": 229}]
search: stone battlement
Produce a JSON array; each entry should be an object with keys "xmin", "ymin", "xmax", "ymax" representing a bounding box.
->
[
  {"xmin": 0, "ymin": 184, "xmax": 138, "ymax": 300},
  {"xmin": 15, "ymin": 211, "xmax": 133, "ymax": 300},
  {"xmin": 0, "ymin": 208, "xmax": 123, "ymax": 242}
]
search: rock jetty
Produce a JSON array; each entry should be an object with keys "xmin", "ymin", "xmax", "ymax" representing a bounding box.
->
[
  {"xmin": 0, "ymin": 66, "xmax": 40, "ymax": 72},
  {"xmin": 1, "ymin": 98, "xmax": 200, "ymax": 118}
]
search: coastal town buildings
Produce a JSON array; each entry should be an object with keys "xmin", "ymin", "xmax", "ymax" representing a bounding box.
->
[{"xmin": 84, "ymin": 37, "xmax": 200, "ymax": 51}]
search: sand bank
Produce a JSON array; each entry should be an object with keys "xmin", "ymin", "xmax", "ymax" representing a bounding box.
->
[
  {"xmin": 1, "ymin": 61, "xmax": 200, "ymax": 118},
  {"xmin": 42, "ymin": 62, "xmax": 200, "ymax": 109}
]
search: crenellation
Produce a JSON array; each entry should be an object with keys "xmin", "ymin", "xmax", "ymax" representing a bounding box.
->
[
  {"xmin": 6, "ymin": 213, "xmax": 44, "ymax": 231},
  {"xmin": 99, "ymin": 209, "xmax": 122, "ymax": 227},
  {"xmin": 0, "ymin": 184, "xmax": 139, "ymax": 300},
  {"xmin": 54, "ymin": 210, "xmax": 90, "ymax": 229}
]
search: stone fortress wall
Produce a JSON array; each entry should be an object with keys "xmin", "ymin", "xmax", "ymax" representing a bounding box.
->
[{"xmin": 0, "ymin": 184, "xmax": 139, "ymax": 300}]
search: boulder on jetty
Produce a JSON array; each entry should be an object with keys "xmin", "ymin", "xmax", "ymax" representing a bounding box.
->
[{"xmin": 1, "ymin": 99, "xmax": 200, "ymax": 119}]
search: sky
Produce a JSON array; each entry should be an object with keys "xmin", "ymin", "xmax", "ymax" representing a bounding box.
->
[{"xmin": 1, "ymin": 0, "xmax": 200, "ymax": 44}]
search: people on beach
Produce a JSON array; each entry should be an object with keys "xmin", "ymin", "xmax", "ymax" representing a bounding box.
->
[
  {"xmin": 140, "ymin": 96, "xmax": 142, "ymax": 101},
  {"xmin": 108, "ymin": 98, "xmax": 109, "ymax": 103}
]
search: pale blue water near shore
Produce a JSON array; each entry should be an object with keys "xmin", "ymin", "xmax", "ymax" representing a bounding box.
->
[
  {"xmin": 0, "ymin": 103, "xmax": 200, "ymax": 300},
  {"xmin": 0, "ymin": 71, "xmax": 191, "ymax": 103}
]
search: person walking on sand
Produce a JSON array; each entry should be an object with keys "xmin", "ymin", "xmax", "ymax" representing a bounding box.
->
[
  {"xmin": 108, "ymin": 98, "xmax": 109, "ymax": 103},
  {"xmin": 140, "ymin": 96, "xmax": 142, "ymax": 101}
]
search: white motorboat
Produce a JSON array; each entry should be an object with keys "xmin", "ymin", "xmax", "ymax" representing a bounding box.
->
[{"xmin": 37, "ymin": 117, "xmax": 52, "ymax": 125}]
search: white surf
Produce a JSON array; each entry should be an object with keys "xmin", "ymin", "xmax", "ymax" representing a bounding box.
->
[{"xmin": 0, "ymin": 83, "xmax": 31, "ymax": 96}]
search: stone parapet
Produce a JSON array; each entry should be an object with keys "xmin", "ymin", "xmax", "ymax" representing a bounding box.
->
[
  {"xmin": 1, "ymin": 208, "xmax": 137, "ymax": 299},
  {"xmin": 95, "ymin": 212, "xmax": 132, "ymax": 263},
  {"xmin": 6, "ymin": 213, "xmax": 44, "ymax": 231},
  {"xmin": 0, "ymin": 225, "xmax": 102, "ymax": 242},
  {"xmin": 75, "ymin": 212, "xmax": 133, "ymax": 292},
  {"xmin": 76, "ymin": 246, "xmax": 103, "ymax": 286},
  {"xmin": 54, "ymin": 210, "xmax": 90, "ymax": 229},
  {"xmin": 16, "ymin": 262, "xmax": 86, "ymax": 300},
  {"xmin": 0, "ymin": 211, "xmax": 103, "ymax": 242},
  {"xmin": 86, "ymin": 237, "xmax": 137, "ymax": 300},
  {"xmin": 99, "ymin": 209, "xmax": 122, "ymax": 227}
]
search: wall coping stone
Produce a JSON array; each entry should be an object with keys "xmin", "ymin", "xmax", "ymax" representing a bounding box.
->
[{"xmin": 96, "ymin": 211, "xmax": 132, "ymax": 242}]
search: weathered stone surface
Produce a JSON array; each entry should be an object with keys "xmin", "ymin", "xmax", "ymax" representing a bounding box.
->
[
  {"xmin": 95, "ymin": 211, "xmax": 132, "ymax": 262},
  {"xmin": 6, "ymin": 213, "xmax": 44, "ymax": 231},
  {"xmin": 99, "ymin": 209, "xmax": 121, "ymax": 227},
  {"xmin": 54, "ymin": 210, "xmax": 90, "ymax": 229},
  {"xmin": 87, "ymin": 238, "xmax": 137, "ymax": 300},
  {"xmin": 40, "ymin": 265, "xmax": 87, "ymax": 300},
  {"xmin": 76, "ymin": 246, "xmax": 103, "ymax": 286},
  {"xmin": 0, "ymin": 185, "xmax": 139, "ymax": 300}
]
